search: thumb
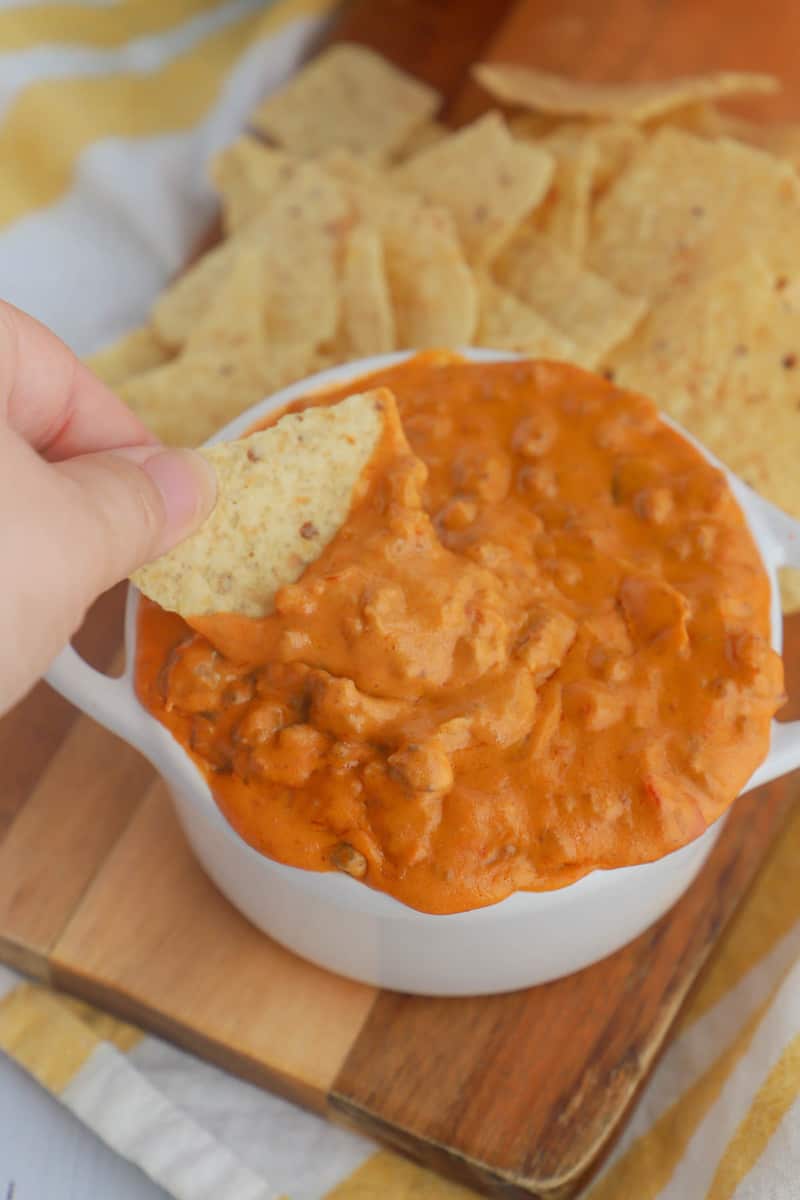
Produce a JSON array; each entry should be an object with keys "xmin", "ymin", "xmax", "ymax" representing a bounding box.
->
[{"xmin": 54, "ymin": 445, "xmax": 216, "ymax": 595}]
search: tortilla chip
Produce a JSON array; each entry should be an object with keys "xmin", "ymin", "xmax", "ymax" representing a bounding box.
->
[
  {"xmin": 183, "ymin": 251, "xmax": 268, "ymax": 355},
  {"xmin": 510, "ymin": 117, "xmax": 643, "ymax": 195},
  {"xmin": 668, "ymin": 102, "xmax": 800, "ymax": 173},
  {"xmin": 534, "ymin": 126, "xmax": 598, "ymax": 257},
  {"xmin": 383, "ymin": 202, "xmax": 478, "ymax": 346},
  {"xmin": 583, "ymin": 121, "xmax": 645, "ymax": 194},
  {"xmin": 85, "ymin": 325, "xmax": 171, "ymax": 387},
  {"xmin": 132, "ymin": 389, "xmax": 399, "ymax": 617},
  {"xmin": 152, "ymin": 237, "xmax": 237, "ymax": 350},
  {"xmin": 219, "ymin": 185, "xmax": 344, "ymax": 349},
  {"xmin": 779, "ymin": 569, "xmax": 800, "ymax": 614},
  {"xmin": 606, "ymin": 254, "xmax": 771, "ymax": 416},
  {"xmin": 392, "ymin": 119, "xmax": 449, "ymax": 163},
  {"xmin": 155, "ymin": 162, "xmax": 349, "ymax": 351},
  {"xmin": 476, "ymin": 276, "xmax": 577, "ymax": 359},
  {"xmin": 724, "ymin": 120, "xmax": 800, "ymax": 172},
  {"xmin": 393, "ymin": 112, "xmax": 554, "ymax": 264},
  {"xmin": 389, "ymin": 211, "xmax": 478, "ymax": 347},
  {"xmin": 608, "ymin": 254, "xmax": 800, "ymax": 522},
  {"xmin": 647, "ymin": 100, "xmax": 727, "ymax": 136},
  {"xmin": 472, "ymin": 62, "xmax": 779, "ymax": 122},
  {"xmin": 340, "ymin": 225, "xmax": 396, "ymax": 356},
  {"xmin": 590, "ymin": 128, "xmax": 800, "ymax": 303},
  {"xmin": 120, "ymin": 337, "xmax": 313, "ymax": 448},
  {"xmin": 510, "ymin": 117, "xmax": 644, "ymax": 210},
  {"xmin": 495, "ymin": 229, "xmax": 646, "ymax": 366},
  {"xmin": 508, "ymin": 112, "xmax": 563, "ymax": 141},
  {"xmin": 210, "ymin": 136, "xmax": 296, "ymax": 233},
  {"xmin": 250, "ymin": 43, "xmax": 440, "ymax": 162},
  {"xmin": 326, "ymin": 152, "xmax": 477, "ymax": 346}
]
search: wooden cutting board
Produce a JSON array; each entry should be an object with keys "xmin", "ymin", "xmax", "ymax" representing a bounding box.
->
[{"xmin": 2, "ymin": 2, "xmax": 800, "ymax": 1196}]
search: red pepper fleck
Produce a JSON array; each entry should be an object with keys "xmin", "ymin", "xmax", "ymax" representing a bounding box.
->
[
  {"xmin": 300, "ymin": 521, "xmax": 319, "ymax": 539},
  {"xmin": 782, "ymin": 353, "xmax": 797, "ymax": 370},
  {"xmin": 643, "ymin": 779, "xmax": 662, "ymax": 808}
]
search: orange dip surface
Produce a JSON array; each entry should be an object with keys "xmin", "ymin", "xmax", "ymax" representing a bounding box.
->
[{"xmin": 135, "ymin": 355, "xmax": 785, "ymax": 914}]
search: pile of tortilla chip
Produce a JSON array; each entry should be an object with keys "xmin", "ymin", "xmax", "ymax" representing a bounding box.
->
[{"xmin": 87, "ymin": 45, "xmax": 800, "ymax": 609}]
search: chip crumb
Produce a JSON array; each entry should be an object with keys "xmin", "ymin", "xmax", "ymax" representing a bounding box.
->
[{"xmin": 331, "ymin": 842, "xmax": 368, "ymax": 878}]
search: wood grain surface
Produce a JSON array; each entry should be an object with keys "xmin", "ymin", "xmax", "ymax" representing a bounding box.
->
[
  {"xmin": 51, "ymin": 784, "xmax": 376, "ymax": 1114},
  {"xmin": 2, "ymin": 2, "xmax": 799, "ymax": 1196}
]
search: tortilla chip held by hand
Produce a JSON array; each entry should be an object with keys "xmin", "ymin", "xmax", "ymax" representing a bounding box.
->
[{"xmin": 132, "ymin": 388, "xmax": 401, "ymax": 618}]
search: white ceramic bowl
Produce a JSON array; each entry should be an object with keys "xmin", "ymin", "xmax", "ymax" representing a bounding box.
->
[{"xmin": 46, "ymin": 351, "xmax": 800, "ymax": 996}]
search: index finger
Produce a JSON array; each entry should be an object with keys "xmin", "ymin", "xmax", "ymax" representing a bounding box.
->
[{"xmin": 0, "ymin": 300, "xmax": 159, "ymax": 460}]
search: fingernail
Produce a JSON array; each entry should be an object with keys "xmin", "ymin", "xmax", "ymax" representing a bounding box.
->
[{"xmin": 141, "ymin": 449, "xmax": 217, "ymax": 544}]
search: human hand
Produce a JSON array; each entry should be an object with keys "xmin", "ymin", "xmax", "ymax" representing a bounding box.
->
[{"xmin": 0, "ymin": 302, "xmax": 216, "ymax": 714}]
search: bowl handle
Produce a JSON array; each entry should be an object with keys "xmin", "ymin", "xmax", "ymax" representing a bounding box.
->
[
  {"xmin": 45, "ymin": 642, "xmax": 153, "ymax": 758},
  {"xmin": 744, "ymin": 491, "xmax": 800, "ymax": 791}
]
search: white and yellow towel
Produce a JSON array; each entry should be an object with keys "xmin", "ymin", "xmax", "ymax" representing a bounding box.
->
[
  {"xmin": 1, "ymin": 3, "xmax": 800, "ymax": 1198},
  {"xmin": 0, "ymin": 0, "xmax": 335, "ymax": 353}
]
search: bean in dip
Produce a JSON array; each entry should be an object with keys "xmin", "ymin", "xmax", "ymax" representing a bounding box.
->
[{"xmin": 136, "ymin": 355, "xmax": 784, "ymax": 914}]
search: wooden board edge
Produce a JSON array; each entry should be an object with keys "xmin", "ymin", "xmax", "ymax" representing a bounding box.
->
[
  {"xmin": 328, "ymin": 1097, "xmax": 536, "ymax": 1199},
  {"xmin": 0, "ymin": 935, "xmax": 53, "ymax": 984},
  {"xmin": 49, "ymin": 960, "xmax": 335, "ymax": 1116}
]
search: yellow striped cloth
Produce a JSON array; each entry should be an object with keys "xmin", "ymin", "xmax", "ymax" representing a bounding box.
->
[{"xmin": 1, "ymin": 3, "xmax": 800, "ymax": 1198}]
